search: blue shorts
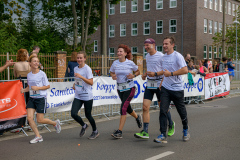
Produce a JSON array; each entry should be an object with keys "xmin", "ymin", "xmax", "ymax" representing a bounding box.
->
[{"xmin": 229, "ymin": 71, "xmax": 235, "ymax": 77}]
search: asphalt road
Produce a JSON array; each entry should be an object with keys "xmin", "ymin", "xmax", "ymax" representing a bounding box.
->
[{"xmin": 1, "ymin": 95, "xmax": 240, "ymax": 160}]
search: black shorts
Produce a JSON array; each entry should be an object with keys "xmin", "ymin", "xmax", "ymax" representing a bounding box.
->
[
  {"xmin": 144, "ymin": 87, "xmax": 161, "ymax": 102},
  {"xmin": 26, "ymin": 97, "xmax": 47, "ymax": 113}
]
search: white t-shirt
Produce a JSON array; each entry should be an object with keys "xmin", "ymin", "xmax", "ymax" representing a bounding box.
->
[
  {"xmin": 27, "ymin": 70, "xmax": 49, "ymax": 98},
  {"xmin": 160, "ymin": 51, "xmax": 187, "ymax": 91},
  {"xmin": 109, "ymin": 59, "xmax": 138, "ymax": 90},
  {"xmin": 74, "ymin": 64, "xmax": 93, "ymax": 101},
  {"xmin": 146, "ymin": 51, "xmax": 164, "ymax": 87}
]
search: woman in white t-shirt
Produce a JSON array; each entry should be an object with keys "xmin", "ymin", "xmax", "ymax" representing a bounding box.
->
[
  {"xmin": 110, "ymin": 44, "xmax": 141, "ymax": 139},
  {"xmin": 21, "ymin": 55, "xmax": 61, "ymax": 144},
  {"xmin": 71, "ymin": 51, "xmax": 99, "ymax": 140}
]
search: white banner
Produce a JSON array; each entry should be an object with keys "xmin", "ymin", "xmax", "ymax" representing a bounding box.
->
[{"xmin": 182, "ymin": 74, "xmax": 205, "ymax": 97}]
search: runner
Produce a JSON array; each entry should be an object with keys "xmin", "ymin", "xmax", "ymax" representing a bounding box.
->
[
  {"xmin": 134, "ymin": 38, "xmax": 175, "ymax": 139},
  {"xmin": 110, "ymin": 44, "xmax": 142, "ymax": 139},
  {"xmin": 154, "ymin": 36, "xmax": 190, "ymax": 143},
  {"xmin": 21, "ymin": 55, "xmax": 61, "ymax": 144},
  {"xmin": 71, "ymin": 51, "xmax": 99, "ymax": 139}
]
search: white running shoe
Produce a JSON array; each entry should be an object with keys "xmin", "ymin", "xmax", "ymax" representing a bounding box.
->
[
  {"xmin": 54, "ymin": 119, "xmax": 61, "ymax": 133},
  {"xmin": 30, "ymin": 136, "xmax": 43, "ymax": 144}
]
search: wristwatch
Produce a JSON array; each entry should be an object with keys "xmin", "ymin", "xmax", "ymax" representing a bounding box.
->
[
  {"xmin": 134, "ymin": 74, "xmax": 136, "ymax": 77},
  {"xmin": 171, "ymin": 72, "xmax": 173, "ymax": 76},
  {"xmin": 155, "ymin": 72, "xmax": 157, "ymax": 76}
]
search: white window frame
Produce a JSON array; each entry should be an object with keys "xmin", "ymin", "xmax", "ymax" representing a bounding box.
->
[
  {"xmin": 204, "ymin": 0, "xmax": 208, "ymax": 8},
  {"xmin": 170, "ymin": 0, "xmax": 177, "ymax": 8},
  {"xmin": 219, "ymin": 0, "xmax": 222, "ymax": 12},
  {"xmin": 131, "ymin": 23, "xmax": 138, "ymax": 36},
  {"xmin": 109, "ymin": 25, "xmax": 115, "ymax": 38},
  {"xmin": 143, "ymin": 47, "xmax": 147, "ymax": 59},
  {"xmin": 94, "ymin": 40, "xmax": 98, "ymax": 52},
  {"xmin": 209, "ymin": 46, "xmax": 212, "ymax": 59},
  {"xmin": 109, "ymin": 48, "xmax": 115, "ymax": 60},
  {"xmin": 228, "ymin": 2, "xmax": 231, "ymax": 15},
  {"xmin": 109, "ymin": 4, "xmax": 115, "ymax": 15},
  {"xmin": 143, "ymin": 21, "xmax": 150, "ymax": 35},
  {"xmin": 156, "ymin": 0, "xmax": 163, "ymax": 10},
  {"xmin": 204, "ymin": 45, "xmax": 207, "ymax": 59},
  {"xmin": 214, "ymin": 0, "xmax": 218, "ymax": 11},
  {"xmin": 219, "ymin": 22, "xmax": 222, "ymax": 32},
  {"xmin": 131, "ymin": 47, "xmax": 138, "ymax": 54},
  {"xmin": 143, "ymin": 0, "xmax": 150, "ymax": 11},
  {"xmin": 131, "ymin": 0, "xmax": 138, "ymax": 12},
  {"xmin": 209, "ymin": 20, "xmax": 212, "ymax": 34},
  {"xmin": 156, "ymin": 46, "xmax": 163, "ymax": 52},
  {"xmin": 214, "ymin": 46, "xmax": 217, "ymax": 58},
  {"xmin": 232, "ymin": 3, "xmax": 235, "ymax": 16},
  {"xmin": 209, "ymin": 0, "xmax": 213, "ymax": 9},
  {"xmin": 120, "ymin": 24, "xmax": 126, "ymax": 37},
  {"xmin": 204, "ymin": 19, "xmax": 208, "ymax": 33},
  {"xmin": 169, "ymin": 19, "xmax": 177, "ymax": 33},
  {"xmin": 156, "ymin": 20, "xmax": 163, "ymax": 34},
  {"xmin": 214, "ymin": 21, "xmax": 218, "ymax": 34},
  {"xmin": 120, "ymin": 0, "xmax": 126, "ymax": 14}
]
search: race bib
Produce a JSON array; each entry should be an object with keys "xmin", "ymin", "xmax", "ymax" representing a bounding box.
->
[
  {"xmin": 75, "ymin": 79, "xmax": 83, "ymax": 88},
  {"xmin": 118, "ymin": 82, "xmax": 130, "ymax": 92},
  {"xmin": 147, "ymin": 80, "xmax": 158, "ymax": 89},
  {"xmin": 29, "ymin": 89, "xmax": 40, "ymax": 97}
]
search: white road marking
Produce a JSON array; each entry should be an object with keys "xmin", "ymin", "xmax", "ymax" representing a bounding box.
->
[{"xmin": 145, "ymin": 151, "xmax": 174, "ymax": 160}]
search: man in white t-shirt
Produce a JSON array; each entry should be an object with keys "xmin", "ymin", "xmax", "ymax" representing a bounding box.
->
[{"xmin": 154, "ymin": 37, "xmax": 190, "ymax": 143}]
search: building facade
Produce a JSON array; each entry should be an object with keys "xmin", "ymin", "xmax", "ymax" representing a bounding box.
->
[{"xmin": 89, "ymin": 0, "xmax": 240, "ymax": 61}]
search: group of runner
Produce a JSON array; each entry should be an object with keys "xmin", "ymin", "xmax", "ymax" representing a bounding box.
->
[{"xmin": 21, "ymin": 36, "xmax": 190, "ymax": 144}]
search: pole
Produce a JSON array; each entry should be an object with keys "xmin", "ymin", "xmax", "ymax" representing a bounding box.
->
[
  {"xmin": 7, "ymin": 52, "xmax": 10, "ymax": 80},
  {"xmin": 236, "ymin": 21, "xmax": 237, "ymax": 63},
  {"xmin": 222, "ymin": 0, "xmax": 226, "ymax": 57}
]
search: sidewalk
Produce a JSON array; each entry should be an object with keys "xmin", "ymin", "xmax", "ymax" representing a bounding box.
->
[{"xmin": 230, "ymin": 80, "xmax": 240, "ymax": 90}]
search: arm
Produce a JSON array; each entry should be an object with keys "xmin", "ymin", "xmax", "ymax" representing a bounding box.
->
[
  {"xmin": 147, "ymin": 70, "xmax": 164, "ymax": 77},
  {"xmin": 0, "ymin": 60, "xmax": 15, "ymax": 73},
  {"xmin": 163, "ymin": 66, "xmax": 188, "ymax": 77},
  {"xmin": 126, "ymin": 69, "xmax": 140, "ymax": 79},
  {"xmin": 21, "ymin": 86, "xmax": 29, "ymax": 93},
  {"xmin": 188, "ymin": 70, "xmax": 196, "ymax": 76},
  {"xmin": 31, "ymin": 85, "xmax": 50, "ymax": 91},
  {"xmin": 74, "ymin": 73, "xmax": 93, "ymax": 85},
  {"xmin": 110, "ymin": 72, "xmax": 117, "ymax": 80},
  {"xmin": 203, "ymin": 66, "xmax": 209, "ymax": 74}
]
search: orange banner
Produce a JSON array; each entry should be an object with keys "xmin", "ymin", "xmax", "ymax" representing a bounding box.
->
[{"xmin": 0, "ymin": 80, "xmax": 26, "ymax": 122}]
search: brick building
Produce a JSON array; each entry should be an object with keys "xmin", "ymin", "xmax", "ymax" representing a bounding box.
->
[{"xmin": 89, "ymin": 0, "xmax": 240, "ymax": 61}]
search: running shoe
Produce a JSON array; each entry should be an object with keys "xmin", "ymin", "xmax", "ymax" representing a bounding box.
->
[
  {"xmin": 167, "ymin": 121, "xmax": 175, "ymax": 137},
  {"xmin": 79, "ymin": 124, "xmax": 88, "ymax": 137},
  {"xmin": 182, "ymin": 129, "xmax": 190, "ymax": 141},
  {"xmin": 153, "ymin": 134, "xmax": 167, "ymax": 143},
  {"xmin": 136, "ymin": 114, "xmax": 142, "ymax": 128},
  {"xmin": 111, "ymin": 130, "xmax": 122, "ymax": 139},
  {"xmin": 30, "ymin": 136, "xmax": 43, "ymax": 144},
  {"xmin": 88, "ymin": 131, "xmax": 99, "ymax": 140},
  {"xmin": 134, "ymin": 130, "xmax": 149, "ymax": 139},
  {"xmin": 54, "ymin": 119, "xmax": 61, "ymax": 133}
]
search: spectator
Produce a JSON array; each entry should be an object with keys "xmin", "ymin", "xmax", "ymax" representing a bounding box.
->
[
  {"xmin": 65, "ymin": 52, "xmax": 78, "ymax": 81},
  {"xmin": 30, "ymin": 51, "xmax": 43, "ymax": 69},
  {"xmin": 209, "ymin": 67, "xmax": 213, "ymax": 73},
  {"xmin": 187, "ymin": 59, "xmax": 196, "ymax": 76},
  {"xmin": 227, "ymin": 58, "xmax": 235, "ymax": 83},
  {"xmin": 218, "ymin": 57, "xmax": 228, "ymax": 72},
  {"xmin": 203, "ymin": 59, "xmax": 209, "ymax": 69},
  {"xmin": 32, "ymin": 46, "xmax": 40, "ymax": 54},
  {"xmin": 198, "ymin": 60, "xmax": 209, "ymax": 76},
  {"xmin": 212, "ymin": 60, "xmax": 218, "ymax": 72},
  {"xmin": 184, "ymin": 53, "xmax": 191, "ymax": 65},
  {"xmin": 0, "ymin": 59, "xmax": 15, "ymax": 73}
]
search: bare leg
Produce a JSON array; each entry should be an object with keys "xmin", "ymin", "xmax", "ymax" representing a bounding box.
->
[
  {"xmin": 27, "ymin": 108, "xmax": 40, "ymax": 137},
  {"xmin": 118, "ymin": 115, "xmax": 127, "ymax": 131},
  {"xmin": 142, "ymin": 99, "xmax": 152, "ymax": 123},
  {"xmin": 129, "ymin": 110, "xmax": 138, "ymax": 119},
  {"xmin": 37, "ymin": 113, "xmax": 57, "ymax": 126}
]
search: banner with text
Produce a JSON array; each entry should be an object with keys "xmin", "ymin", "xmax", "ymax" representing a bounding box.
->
[
  {"xmin": 182, "ymin": 74, "xmax": 205, "ymax": 97},
  {"xmin": 205, "ymin": 72, "xmax": 230, "ymax": 99}
]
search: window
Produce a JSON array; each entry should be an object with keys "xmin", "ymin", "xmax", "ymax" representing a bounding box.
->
[
  {"xmin": 209, "ymin": 0, "xmax": 213, "ymax": 9},
  {"xmin": 219, "ymin": 0, "xmax": 222, "ymax": 12},
  {"xmin": 120, "ymin": 24, "xmax": 126, "ymax": 37},
  {"xmin": 214, "ymin": 47, "xmax": 217, "ymax": 58},
  {"xmin": 209, "ymin": 46, "xmax": 212, "ymax": 59},
  {"xmin": 131, "ymin": 23, "xmax": 138, "ymax": 36},
  {"xmin": 143, "ymin": 47, "xmax": 147, "ymax": 59},
  {"xmin": 109, "ymin": 4, "xmax": 115, "ymax": 15},
  {"xmin": 156, "ymin": 0, "xmax": 163, "ymax": 10},
  {"xmin": 131, "ymin": 0, "xmax": 138, "ymax": 12},
  {"xmin": 120, "ymin": 0, "xmax": 126, "ymax": 13},
  {"xmin": 232, "ymin": 3, "xmax": 235, "ymax": 16},
  {"xmin": 109, "ymin": 25, "xmax": 115, "ymax": 37},
  {"xmin": 214, "ymin": 21, "xmax": 218, "ymax": 34},
  {"xmin": 131, "ymin": 47, "xmax": 138, "ymax": 54},
  {"xmin": 204, "ymin": 19, "xmax": 208, "ymax": 33},
  {"xmin": 144, "ymin": 0, "xmax": 150, "ymax": 11},
  {"xmin": 170, "ymin": 0, "xmax": 177, "ymax": 8},
  {"xmin": 214, "ymin": 0, "xmax": 218, "ymax": 11},
  {"xmin": 219, "ymin": 47, "xmax": 222, "ymax": 58},
  {"xmin": 204, "ymin": 45, "xmax": 207, "ymax": 59},
  {"xmin": 169, "ymin": 19, "xmax": 177, "ymax": 33},
  {"xmin": 204, "ymin": 0, "xmax": 208, "ymax": 8},
  {"xmin": 156, "ymin": 20, "xmax": 163, "ymax": 34},
  {"xmin": 209, "ymin": 20, "xmax": 212, "ymax": 34},
  {"xmin": 109, "ymin": 48, "xmax": 115, "ymax": 60},
  {"xmin": 228, "ymin": 2, "xmax": 231, "ymax": 15},
  {"xmin": 143, "ymin": 21, "xmax": 150, "ymax": 35},
  {"xmin": 156, "ymin": 46, "xmax": 163, "ymax": 52},
  {"xmin": 219, "ymin": 22, "xmax": 222, "ymax": 32},
  {"xmin": 94, "ymin": 40, "xmax": 98, "ymax": 52}
]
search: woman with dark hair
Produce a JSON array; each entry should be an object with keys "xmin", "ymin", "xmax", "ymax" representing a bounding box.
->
[
  {"xmin": 110, "ymin": 44, "xmax": 142, "ymax": 139},
  {"xmin": 203, "ymin": 59, "xmax": 209, "ymax": 69},
  {"xmin": 66, "ymin": 52, "xmax": 78, "ymax": 81}
]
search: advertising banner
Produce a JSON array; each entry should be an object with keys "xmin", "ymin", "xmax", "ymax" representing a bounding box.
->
[
  {"xmin": 205, "ymin": 72, "xmax": 230, "ymax": 99},
  {"xmin": 182, "ymin": 74, "xmax": 205, "ymax": 97},
  {"xmin": 0, "ymin": 80, "xmax": 26, "ymax": 131}
]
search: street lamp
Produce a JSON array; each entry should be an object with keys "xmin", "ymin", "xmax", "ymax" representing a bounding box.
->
[{"xmin": 233, "ymin": 19, "xmax": 239, "ymax": 64}]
